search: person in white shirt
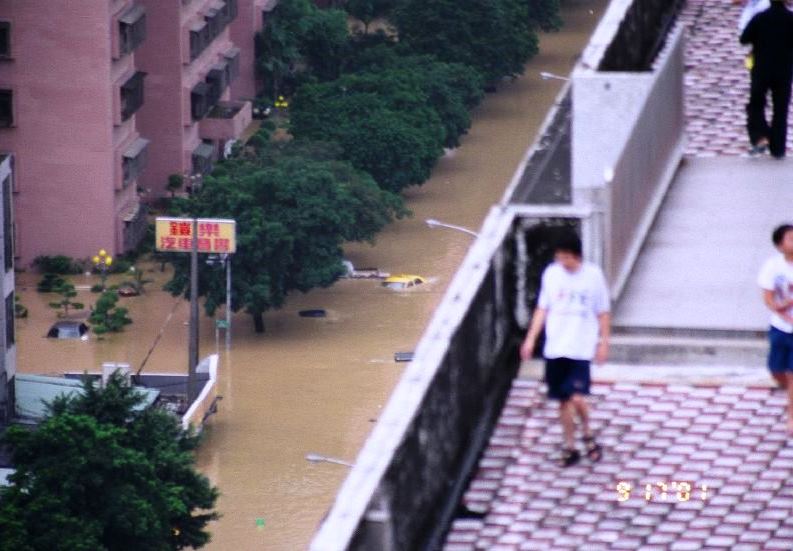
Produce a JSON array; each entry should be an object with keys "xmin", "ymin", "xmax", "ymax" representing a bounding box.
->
[
  {"xmin": 520, "ymin": 232, "xmax": 611, "ymax": 467},
  {"xmin": 757, "ymin": 223, "xmax": 793, "ymax": 435}
]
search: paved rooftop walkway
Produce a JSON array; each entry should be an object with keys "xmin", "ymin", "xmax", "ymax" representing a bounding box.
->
[
  {"xmin": 445, "ymin": 3, "xmax": 793, "ymax": 549},
  {"xmin": 614, "ymin": 0, "xmax": 793, "ymax": 333},
  {"xmin": 614, "ymin": 156, "xmax": 793, "ymax": 333},
  {"xmin": 445, "ymin": 380, "xmax": 793, "ymax": 551}
]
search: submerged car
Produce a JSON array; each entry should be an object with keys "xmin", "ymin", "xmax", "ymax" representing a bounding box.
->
[
  {"xmin": 381, "ymin": 275, "xmax": 426, "ymax": 290},
  {"xmin": 47, "ymin": 320, "xmax": 89, "ymax": 340}
]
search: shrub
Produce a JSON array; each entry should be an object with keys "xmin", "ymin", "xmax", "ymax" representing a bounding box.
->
[{"xmin": 33, "ymin": 255, "xmax": 81, "ymax": 275}]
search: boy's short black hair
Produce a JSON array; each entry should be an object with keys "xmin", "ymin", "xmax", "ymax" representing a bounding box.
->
[
  {"xmin": 554, "ymin": 231, "xmax": 583, "ymax": 257},
  {"xmin": 772, "ymin": 224, "xmax": 793, "ymax": 246}
]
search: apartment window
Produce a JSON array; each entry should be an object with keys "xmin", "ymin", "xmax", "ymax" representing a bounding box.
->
[
  {"xmin": 206, "ymin": 66, "xmax": 227, "ymax": 106},
  {"xmin": 189, "ymin": 21, "xmax": 209, "ymax": 61},
  {"xmin": 2, "ymin": 175, "xmax": 11, "ymax": 272},
  {"xmin": 206, "ymin": 8, "xmax": 221, "ymax": 39},
  {"xmin": 122, "ymin": 138, "xmax": 149, "ymax": 186},
  {"xmin": 192, "ymin": 142, "xmax": 215, "ymax": 175},
  {"xmin": 0, "ymin": 21, "xmax": 10, "ymax": 57},
  {"xmin": 120, "ymin": 72, "xmax": 146, "ymax": 120},
  {"xmin": 221, "ymin": 0, "xmax": 238, "ymax": 25},
  {"xmin": 5, "ymin": 292, "xmax": 13, "ymax": 346},
  {"xmin": 119, "ymin": 4, "xmax": 146, "ymax": 55},
  {"xmin": 0, "ymin": 90, "xmax": 12, "ymax": 128},
  {"xmin": 224, "ymin": 47, "xmax": 240, "ymax": 83},
  {"xmin": 191, "ymin": 82, "xmax": 210, "ymax": 120}
]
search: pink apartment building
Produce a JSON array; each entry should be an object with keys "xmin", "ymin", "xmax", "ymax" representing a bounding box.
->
[
  {"xmin": 136, "ymin": 0, "xmax": 253, "ymax": 198},
  {"xmin": 229, "ymin": 0, "xmax": 276, "ymax": 102},
  {"xmin": 0, "ymin": 0, "xmax": 149, "ymax": 265}
]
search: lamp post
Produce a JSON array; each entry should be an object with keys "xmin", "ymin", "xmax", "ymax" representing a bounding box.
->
[
  {"xmin": 539, "ymin": 71, "xmax": 570, "ymax": 82},
  {"xmin": 92, "ymin": 249, "xmax": 113, "ymax": 291},
  {"xmin": 425, "ymin": 218, "xmax": 479, "ymax": 238},
  {"xmin": 305, "ymin": 453, "xmax": 353, "ymax": 468}
]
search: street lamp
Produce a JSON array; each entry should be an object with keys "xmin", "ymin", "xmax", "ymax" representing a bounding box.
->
[
  {"xmin": 305, "ymin": 453, "xmax": 353, "ymax": 467},
  {"xmin": 425, "ymin": 218, "xmax": 479, "ymax": 238},
  {"xmin": 539, "ymin": 71, "xmax": 570, "ymax": 82},
  {"xmin": 92, "ymin": 249, "xmax": 113, "ymax": 290}
]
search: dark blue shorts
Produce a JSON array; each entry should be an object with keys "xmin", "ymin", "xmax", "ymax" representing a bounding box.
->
[
  {"xmin": 544, "ymin": 357, "xmax": 591, "ymax": 401},
  {"xmin": 768, "ymin": 326, "xmax": 793, "ymax": 374}
]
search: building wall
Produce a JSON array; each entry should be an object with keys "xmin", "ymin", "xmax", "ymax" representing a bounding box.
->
[
  {"xmin": 137, "ymin": 0, "xmax": 247, "ymax": 197},
  {"xmin": 0, "ymin": 0, "xmax": 147, "ymax": 265}
]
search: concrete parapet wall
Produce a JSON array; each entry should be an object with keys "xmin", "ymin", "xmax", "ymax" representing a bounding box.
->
[
  {"xmin": 310, "ymin": 206, "xmax": 603, "ymax": 551},
  {"xmin": 573, "ymin": 25, "xmax": 685, "ymax": 300},
  {"xmin": 181, "ymin": 354, "xmax": 219, "ymax": 432}
]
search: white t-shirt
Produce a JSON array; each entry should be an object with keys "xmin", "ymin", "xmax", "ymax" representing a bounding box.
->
[
  {"xmin": 538, "ymin": 262, "xmax": 610, "ymax": 360},
  {"xmin": 757, "ymin": 254, "xmax": 793, "ymax": 333}
]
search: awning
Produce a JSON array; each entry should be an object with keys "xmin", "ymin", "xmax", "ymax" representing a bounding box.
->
[
  {"xmin": 119, "ymin": 3, "xmax": 145, "ymax": 25},
  {"xmin": 190, "ymin": 20, "xmax": 207, "ymax": 32},
  {"xmin": 210, "ymin": 0, "xmax": 225, "ymax": 10},
  {"xmin": 192, "ymin": 81, "xmax": 209, "ymax": 96},
  {"xmin": 223, "ymin": 46, "xmax": 241, "ymax": 60},
  {"xmin": 123, "ymin": 137, "xmax": 149, "ymax": 159},
  {"xmin": 193, "ymin": 142, "xmax": 215, "ymax": 160}
]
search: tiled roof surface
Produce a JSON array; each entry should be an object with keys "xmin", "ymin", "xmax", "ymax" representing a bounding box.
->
[
  {"xmin": 682, "ymin": 0, "xmax": 793, "ymax": 157},
  {"xmin": 444, "ymin": 379, "xmax": 793, "ymax": 550}
]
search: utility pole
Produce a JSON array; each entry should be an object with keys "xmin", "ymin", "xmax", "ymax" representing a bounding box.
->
[
  {"xmin": 225, "ymin": 254, "xmax": 231, "ymax": 349},
  {"xmin": 188, "ymin": 217, "xmax": 199, "ymax": 403}
]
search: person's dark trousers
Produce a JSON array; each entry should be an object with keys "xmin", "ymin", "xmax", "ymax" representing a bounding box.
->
[{"xmin": 747, "ymin": 70, "xmax": 793, "ymax": 157}]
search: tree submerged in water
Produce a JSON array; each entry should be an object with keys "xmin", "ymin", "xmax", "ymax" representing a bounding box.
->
[
  {"xmin": 0, "ymin": 372, "xmax": 219, "ymax": 551},
  {"xmin": 88, "ymin": 290, "xmax": 132, "ymax": 335}
]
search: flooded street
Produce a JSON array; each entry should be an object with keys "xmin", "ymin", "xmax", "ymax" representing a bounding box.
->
[{"xmin": 14, "ymin": 2, "xmax": 608, "ymax": 549}]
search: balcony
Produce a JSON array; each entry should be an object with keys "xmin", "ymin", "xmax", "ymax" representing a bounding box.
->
[{"xmin": 199, "ymin": 100, "xmax": 252, "ymax": 142}]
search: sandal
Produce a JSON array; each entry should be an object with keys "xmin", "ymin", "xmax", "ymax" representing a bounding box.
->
[
  {"xmin": 561, "ymin": 448, "xmax": 580, "ymax": 468},
  {"xmin": 583, "ymin": 435, "xmax": 602, "ymax": 462}
]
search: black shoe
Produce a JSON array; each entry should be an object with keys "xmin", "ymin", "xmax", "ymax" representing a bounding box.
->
[
  {"xmin": 560, "ymin": 448, "xmax": 580, "ymax": 467},
  {"xmin": 583, "ymin": 436, "xmax": 603, "ymax": 462}
]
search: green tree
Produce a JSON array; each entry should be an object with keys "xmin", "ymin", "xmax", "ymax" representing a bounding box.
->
[
  {"xmin": 342, "ymin": 46, "xmax": 485, "ymax": 147},
  {"xmin": 0, "ymin": 372, "xmax": 219, "ymax": 551},
  {"xmin": 88, "ymin": 291, "xmax": 132, "ymax": 335},
  {"xmin": 299, "ymin": 5, "xmax": 349, "ymax": 82},
  {"xmin": 391, "ymin": 0, "xmax": 541, "ymax": 83},
  {"xmin": 167, "ymin": 174, "xmax": 184, "ymax": 198},
  {"xmin": 255, "ymin": 0, "xmax": 349, "ymax": 97},
  {"xmin": 165, "ymin": 143, "xmax": 407, "ymax": 332},
  {"xmin": 528, "ymin": 0, "xmax": 563, "ymax": 32},
  {"xmin": 48, "ymin": 280, "xmax": 84, "ymax": 317},
  {"xmin": 289, "ymin": 72, "xmax": 446, "ymax": 191}
]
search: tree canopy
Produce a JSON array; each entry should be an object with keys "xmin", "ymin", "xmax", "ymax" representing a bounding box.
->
[
  {"xmin": 165, "ymin": 142, "xmax": 407, "ymax": 332},
  {"xmin": 390, "ymin": 0, "xmax": 541, "ymax": 83},
  {"xmin": 0, "ymin": 373, "xmax": 218, "ymax": 551}
]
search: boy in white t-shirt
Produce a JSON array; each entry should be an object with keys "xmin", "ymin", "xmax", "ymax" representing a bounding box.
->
[
  {"xmin": 757, "ymin": 223, "xmax": 793, "ymax": 435},
  {"xmin": 520, "ymin": 232, "xmax": 611, "ymax": 467}
]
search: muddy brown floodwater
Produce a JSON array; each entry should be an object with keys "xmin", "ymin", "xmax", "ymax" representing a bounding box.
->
[{"xmin": 13, "ymin": 2, "xmax": 608, "ymax": 549}]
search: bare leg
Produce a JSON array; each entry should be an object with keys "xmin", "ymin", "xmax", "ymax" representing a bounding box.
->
[
  {"xmin": 571, "ymin": 394, "xmax": 591, "ymax": 438},
  {"xmin": 559, "ymin": 400, "xmax": 576, "ymax": 449},
  {"xmin": 772, "ymin": 372, "xmax": 788, "ymax": 390}
]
